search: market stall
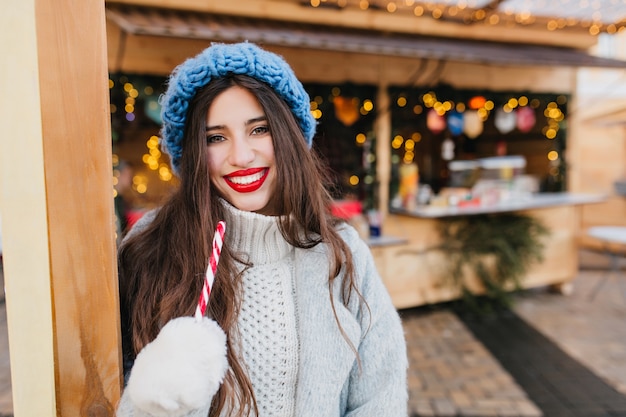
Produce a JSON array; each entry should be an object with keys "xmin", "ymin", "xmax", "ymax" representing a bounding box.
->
[{"xmin": 104, "ymin": 0, "xmax": 626, "ymax": 309}]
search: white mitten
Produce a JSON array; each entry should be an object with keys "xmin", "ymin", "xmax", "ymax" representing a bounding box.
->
[{"xmin": 126, "ymin": 316, "xmax": 228, "ymax": 417}]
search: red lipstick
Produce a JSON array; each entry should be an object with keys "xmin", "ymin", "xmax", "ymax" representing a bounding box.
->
[{"xmin": 224, "ymin": 168, "xmax": 269, "ymax": 193}]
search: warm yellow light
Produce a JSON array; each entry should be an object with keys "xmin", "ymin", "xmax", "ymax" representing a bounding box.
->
[
  {"xmin": 359, "ymin": 0, "xmax": 369, "ymax": 10},
  {"xmin": 518, "ymin": 96, "xmax": 529, "ymax": 106},
  {"xmin": 397, "ymin": 96, "xmax": 407, "ymax": 107},
  {"xmin": 147, "ymin": 136, "xmax": 159, "ymax": 149},
  {"xmin": 136, "ymin": 183, "xmax": 148, "ymax": 194},
  {"xmin": 413, "ymin": 104, "xmax": 423, "ymax": 114},
  {"xmin": 411, "ymin": 132, "xmax": 422, "ymax": 142},
  {"xmin": 392, "ymin": 135, "xmax": 404, "ymax": 149},
  {"xmin": 387, "ymin": 2, "xmax": 397, "ymax": 12},
  {"xmin": 129, "ymin": 89, "xmax": 139, "ymax": 98},
  {"xmin": 413, "ymin": 5, "xmax": 424, "ymax": 16},
  {"xmin": 546, "ymin": 129, "xmax": 557, "ymax": 139},
  {"xmin": 507, "ymin": 98, "xmax": 519, "ymax": 108},
  {"xmin": 405, "ymin": 139, "xmax": 415, "ymax": 150},
  {"xmin": 363, "ymin": 99, "xmax": 374, "ymax": 111},
  {"xmin": 548, "ymin": 151, "xmax": 559, "ymax": 161},
  {"xmin": 123, "ymin": 82, "xmax": 133, "ymax": 92},
  {"xmin": 349, "ymin": 175, "xmax": 360, "ymax": 186},
  {"xmin": 109, "ymin": 79, "xmax": 114, "ymax": 89},
  {"xmin": 312, "ymin": 109, "xmax": 323, "ymax": 119},
  {"xmin": 356, "ymin": 133, "xmax": 367, "ymax": 144},
  {"xmin": 310, "ymin": 0, "xmax": 320, "ymax": 7},
  {"xmin": 310, "ymin": 102, "xmax": 318, "ymax": 111}
]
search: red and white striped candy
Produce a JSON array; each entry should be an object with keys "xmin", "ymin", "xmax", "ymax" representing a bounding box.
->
[{"xmin": 195, "ymin": 221, "xmax": 226, "ymax": 320}]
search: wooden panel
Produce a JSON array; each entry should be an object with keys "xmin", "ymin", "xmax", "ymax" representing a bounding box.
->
[
  {"xmin": 375, "ymin": 205, "xmax": 581, "ymax": 308},
  {"xmin": 107, "ymin": 31, "xmax": 577, "ymax": 96},
  {"xmin": 0, "ymin": 1, "xmax": 57, "ymax": 415},
  {"xmin": 36, "ymin": 0, "xmax": 122, "ymax": 415}
]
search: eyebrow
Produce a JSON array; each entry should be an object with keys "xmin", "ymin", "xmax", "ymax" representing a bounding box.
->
[{"xmin": 206, "ymin": 116, "xmax": 267, "ymax": 131}]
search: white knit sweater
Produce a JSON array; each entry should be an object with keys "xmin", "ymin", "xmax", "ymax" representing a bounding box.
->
[
  {"xmin": 224, "ymin": 203, "xmax": 299, "ymax": 416},
  {"xmin": 117, "ymin": 204, "xmax": 408, "ymax": 417}
]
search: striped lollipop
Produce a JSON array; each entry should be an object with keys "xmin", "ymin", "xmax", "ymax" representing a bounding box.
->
[{"xmin": 194, "ymin": 221, "xmax": 226, "ymax": 321}]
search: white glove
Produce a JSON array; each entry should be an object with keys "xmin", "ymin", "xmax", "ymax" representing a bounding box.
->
[{"xmin": 126, "ymin": 316, "xmax": 228, "ymax": 417}]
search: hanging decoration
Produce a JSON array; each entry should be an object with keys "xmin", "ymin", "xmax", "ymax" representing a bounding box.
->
[
  {"xmin": 447, "ymin": 110, "xmax": 464, "ymax": 136},
  {"xmin": 441, "ymin": 137, "xmax": 455, "ymax": 161},
  {"xmin": 427, "ymin": 109, "xmax": 446, "ymax": 134},
  {"xmin": 333, "ymin": 96, "xmax": 361, "ymax": 126},
  {"xmin": 516, "ymin": 106, "xmax": 536, "ymax": 133},
  {"xmin": 463, "ymin": 110, "xmax": 483, "ymax": 138},
  {"xmin": 494, "ymin": 108, "xmax": 516, "ymax": 134}
]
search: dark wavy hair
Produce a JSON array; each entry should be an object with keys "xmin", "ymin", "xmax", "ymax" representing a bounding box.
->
[{"xmin": 118, "ymin": 74, "xmax": 361, "ymax": 416}]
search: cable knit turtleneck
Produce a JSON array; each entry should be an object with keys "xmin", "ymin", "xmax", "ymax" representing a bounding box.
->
[{"xmin": 221, "ymin": 202, "xmax": 299, "ymax": 417}]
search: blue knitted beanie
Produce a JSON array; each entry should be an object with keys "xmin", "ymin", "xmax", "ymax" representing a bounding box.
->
[{"xmin": 160, "ymin": 42, "xmax": 316, "ymax": 173}]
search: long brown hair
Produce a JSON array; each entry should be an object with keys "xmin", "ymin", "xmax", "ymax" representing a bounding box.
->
[{"xmin": 118, "ymin": 74, "xmax": 360, "ymax": 416}]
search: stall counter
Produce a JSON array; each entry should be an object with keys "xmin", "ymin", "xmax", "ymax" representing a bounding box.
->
[{"xmin": 370, "ymin": 193, "xmax": 605, "ymax": 309}]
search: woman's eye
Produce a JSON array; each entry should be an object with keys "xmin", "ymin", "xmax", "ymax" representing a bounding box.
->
[
  {"xmin": 252, "ymin": 125, "xmax": 269, "ymax": 135},
  {"xmin": 206, "ymin": 135, "xmax": 225, "ymax": 144}
]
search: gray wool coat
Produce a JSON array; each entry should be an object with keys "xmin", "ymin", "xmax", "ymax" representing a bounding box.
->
[{"xmin": 117, "ymin": 212, "xmax": 408, "ymax": 417}]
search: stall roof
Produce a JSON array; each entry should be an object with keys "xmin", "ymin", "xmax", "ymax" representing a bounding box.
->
[{"xmin": 106, "ymin": 5, "xmax": 626, "ymax": 69}]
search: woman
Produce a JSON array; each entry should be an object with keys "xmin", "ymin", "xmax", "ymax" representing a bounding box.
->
[{"xmin": 116, "ymin": 42, "xmax": 407, "ymax": 417}]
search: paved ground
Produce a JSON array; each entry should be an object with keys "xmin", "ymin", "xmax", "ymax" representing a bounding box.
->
[{"xmin": 0, "ymin": 252, "xmax": 625, "ymax": 416}]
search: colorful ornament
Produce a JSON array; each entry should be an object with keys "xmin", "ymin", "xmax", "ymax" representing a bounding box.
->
[
  {"xmin": 447, "ymin": 111, "xmax": 464, "ymax": 136},
  {"xmin": 516, "ymin": 106, "xmax": 536, "ymax": 133},
  {"xmin": 427, "ymin": 109, "xmax": 446, "ymax": 134},
  {"xmin": 463, "ymin": 110, "xmax": 483, "ymax": 138},
  {"xmin": 494, "ymin": 108, "xmax": 516, "ymax": 134}
]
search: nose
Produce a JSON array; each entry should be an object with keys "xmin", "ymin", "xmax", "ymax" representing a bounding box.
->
[{"xmin": 228, "ymin": 136, "xmax": 256, "ymax": 167}]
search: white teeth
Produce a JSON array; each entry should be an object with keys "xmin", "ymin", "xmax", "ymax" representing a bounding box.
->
[{"xmin": 228, "ymin": 170, "xmax": 265, "ymax": 185}]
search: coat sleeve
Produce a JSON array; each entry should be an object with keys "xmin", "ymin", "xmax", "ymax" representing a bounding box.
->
[{"xmin": 343, "ymin": 231, "xmax": 409, "ymax": 416}]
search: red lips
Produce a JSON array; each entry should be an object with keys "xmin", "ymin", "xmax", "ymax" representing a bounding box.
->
[{"xmin": 224, "ymin": 167, "xmax": 269, "ymax": 193}]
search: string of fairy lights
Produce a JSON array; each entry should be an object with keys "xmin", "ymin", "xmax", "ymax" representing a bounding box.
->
[
  {"xmin": 109, "ymin": 72, "xmax": 566, "ymax": 198},
  {"xmin": 307, "ymin": 0, "xmax": 626, "ymax": 35}
]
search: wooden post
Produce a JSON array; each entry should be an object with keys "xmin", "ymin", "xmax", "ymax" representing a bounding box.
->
[
  {"xmin": 0, "ymin": 0, "xmax": 122, "ymax": 415},
  {"xmin": 375, "ymin": 80, "xmax": 391, "ymax": 218}
]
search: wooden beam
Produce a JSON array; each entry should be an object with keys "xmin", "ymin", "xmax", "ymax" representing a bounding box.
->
[
  {"xmin": 0, "ymin": 1, "xmax": 56, "ymax": 415},
  {"xmin": 105, "ymin": 0, "xmax": 598, "ymax": 49},
  {"xmin": 0, "ymin": 0, "xmax": 122, "ymax": 415}
]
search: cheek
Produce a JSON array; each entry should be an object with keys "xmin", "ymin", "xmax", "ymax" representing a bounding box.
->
[{"xmin": 205, "ymin": 152, "xmax": 221, "ymax": 183}]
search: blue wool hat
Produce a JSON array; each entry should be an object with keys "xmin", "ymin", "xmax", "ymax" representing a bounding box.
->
[{"xmin": 160, "ymin": 42, "xmax": 316, "ymax": 173}]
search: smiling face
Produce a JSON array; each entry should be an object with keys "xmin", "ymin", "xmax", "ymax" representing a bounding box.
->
[{"xmin": 205, "ymin": 85, "xmax": 277, "ymax": 215}]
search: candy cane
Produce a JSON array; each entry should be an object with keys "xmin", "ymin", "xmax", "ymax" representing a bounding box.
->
[{"xmin": 194, "ymin": 221, "xmax": 226, "ymax": 320}]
